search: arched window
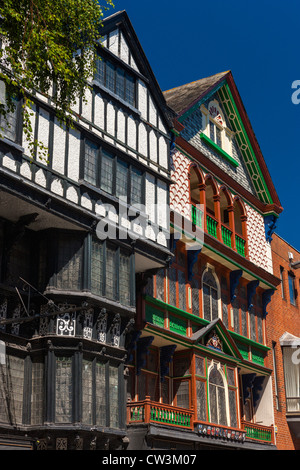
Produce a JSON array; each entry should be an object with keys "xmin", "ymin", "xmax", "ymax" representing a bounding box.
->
[
  {"xmin": 202, "ymin": 268, "xmax": 219, "ymax": 322},
  {"xmin": 208, "ymin": 362, "xmax": 228, "ymax": 426}
]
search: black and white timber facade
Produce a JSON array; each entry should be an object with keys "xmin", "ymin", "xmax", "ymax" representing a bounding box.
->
[{"xmin": 0, "ymin": 11, "xmax": 173, "ymax": 450}]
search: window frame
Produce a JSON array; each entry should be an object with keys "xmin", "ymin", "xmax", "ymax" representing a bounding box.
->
[{"xmin": 202, "ymin": 266, "xmax": 220, "ymax": 322}]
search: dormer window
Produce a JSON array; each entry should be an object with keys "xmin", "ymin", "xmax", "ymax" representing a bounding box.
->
[{"xmin": 200, "ymin": 100, "xmax": 238, "ymax": 168}]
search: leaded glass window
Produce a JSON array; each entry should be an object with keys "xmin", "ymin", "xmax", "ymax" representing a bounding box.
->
[
  {"xmin": 250, "ymin": 307, "xmax": 256, "ymax": 341},
  {"xmin": 84, "ymin": 139, "xmax": 98, "ymax": 185},
  {"xmin": 56, "ymin": 234, "xmax": 83, "ymax": 291},
  {"xmin": 116, "ymin": 159, "xmax": 128, "ymax": 200},
  {"xmin": 208, "ymin": 363, "xmax": 227, "ymax": 426},
  {"xmin": 203, "ymin": 269, "xmax": 219, "ymax": 321},
  {"xmin": 0, "ymin": 355, "xmax": 24, "ymax": 425},
  {"xmin": 95, "ymin": 54, "xmax": 136, "ymax": 107},
  {"xmin": 101, "ymin": 150, "xmax": 114, "ymax": 194},
  {"xmin": 109, "ymin": 365, "xmax": 119, "ymax": 428},
  {"xmin": 196, "ymin": 380, "xmax": 207, "ymax": 421},
  {"xmin": 95, "ymin": 361, "xmax": 106, "ymax": 425},
  {"xmin": 119, "ymin": 250, "xmax": 131, "ymax": 306},
  {"xmin": 55, "ymin": 357, "xmax": 72, "ymax": 423},
  {"xmin": 191, "ymin": 278, "xmax": 200, "ymax": 316},
  {"xmin": 174, "ymin": 381, "xmax": 189, "ymax": 409},
  {"xmin": 229, "ymin": 388, "xmax": 238, "ymax": 428},
  {"xmin": 168, "ymin": 267, "xmax": 177, "ymax": 307},
  {"xmin": 195, "ymin": 356, "xmax": 205, "ymax": 377},
  {"xmin": 31, "ymin": 358, "xmax": 44, "ymax": 425},
  {"xmin": 82, "ymin": 359, "xmax": 93, "ymax": 424},
  {"xmin": 178, "ymin": 270, "xmax": 186, "ymax": 310},
  {"xmin": 156, "ymin": 269, "xmax": 165, "ymax": 302},
  {"xmin": 106, "ymin": 246, "xmax": 117, "ymax": 300},
  {"xmin": 130, "ymin": 167, "xmax": 142, "ymax": 206},
  {"xmin": 173, "ymin": 355, "xmax": 190, "ymax": 377},
  {"xmin": 91, "ymin": 239, "xmax": 103, "ymax": 296},
  {"xmin": 0, "ymin": 96, "xmax": 19, "ymax": 142}
]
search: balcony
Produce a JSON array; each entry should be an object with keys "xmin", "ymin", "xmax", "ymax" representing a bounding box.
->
[
  {"xmin": 241, "ymin": 420, "xmax": 275, "ymax": 444},
  {"xmin": 127, "ymin": 397, "xmax": 193, "ymax": 430},
  {"xmin": 191, "ymin": 204, "xmax": 246, "ymax": 257}
]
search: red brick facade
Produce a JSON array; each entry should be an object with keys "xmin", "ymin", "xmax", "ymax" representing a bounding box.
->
[{"xmin": 267, "ymin": 233, "xmax": 300, "ymax": 450}]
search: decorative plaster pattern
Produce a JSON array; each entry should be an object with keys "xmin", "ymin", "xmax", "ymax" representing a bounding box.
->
[
  {"xmin": 170, "ymin": 150, "xmax": 191, "ymax": 220},
  {"xmin": 246, "ymin": 204, "xmax": 273, "ymax": 273}
]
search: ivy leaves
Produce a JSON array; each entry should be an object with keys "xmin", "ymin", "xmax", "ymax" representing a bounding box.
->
[{"xmin": 0, "ymin": 0, "xmax": 114, "ymax": 160}]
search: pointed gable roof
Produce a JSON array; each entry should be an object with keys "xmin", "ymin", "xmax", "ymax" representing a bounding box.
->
[
  {"xmin": 164, "ymin": 71, "xmax": 282, "ymax": 214},
  {"xmin": 101, "ymin": 10, "xmax": 174, "ymax": 129},
  {"xmin": 163, "ymin": 71, "xmax": 229, "ymax": 116},
  {"xmin": 191, "ymin": 318, "xmax": 243, "ymax": 361}
]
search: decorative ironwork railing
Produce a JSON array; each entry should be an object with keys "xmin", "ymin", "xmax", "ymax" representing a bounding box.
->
[
  {"xmin": 221, "ymin": 224, "xmax": 232, "ymax": 248},
  {"xmin": 235, "ymin": 234, "xmax": 246, "ymax": 257},
  {"xmin": 127, "ymin": 397, "xmax": 193, "ymax": 429},
  {"xmin": 241, "ymin": 420, "xmax": 275, "ymax": 444},
  {"xmin": 191, "ymin": 205, "xmax": 203, "ymax": 228},
  {"xmin": 206, "ymin": 214, "xmax": 218, "ymax": 238}
]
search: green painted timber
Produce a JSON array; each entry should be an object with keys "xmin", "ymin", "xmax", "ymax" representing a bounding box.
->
[
  {"xmin": 221, "ymin": 225, "xmax": 232, "ymax": 248},
  {"xmin": 191, "ymin": 205, "xmax": 203, "ymax": 227},
  {"xmin": 244, "ymin": 425, "xmax": 272, "ymax": 442},
  {"xmin": 169, "ymin": 314, "xmax": 187, "ymax": 336},
  {"xmin": 206, "ymin": 214, "xmax": 218, "ymax": 238},
  {"xmin": 235, "ymin": 234, "xmax": 246, "ymax": 257},
  {"xmin": 200, "ymin": 132, "xmax": 239, "ymax": 168}
]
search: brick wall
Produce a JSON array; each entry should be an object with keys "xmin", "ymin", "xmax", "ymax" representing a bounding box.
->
[{"xmin": 267, "ymin": 233, "xmax": 300, "ymax": 450}]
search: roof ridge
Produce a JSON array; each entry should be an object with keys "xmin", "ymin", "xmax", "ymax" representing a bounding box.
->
[{"xmin": 163, "ymin": 70, "xmax": 230, "ymax": 94}]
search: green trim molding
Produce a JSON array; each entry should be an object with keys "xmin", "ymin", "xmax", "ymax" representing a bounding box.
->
[{"xmin": 200, "ymin": 132, "xmax": 239, "ymax": 168}]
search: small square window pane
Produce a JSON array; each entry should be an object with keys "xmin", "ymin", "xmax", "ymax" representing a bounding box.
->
[{"xmin": 101, "ymin": 150, "xmax": 114, "ymax": 194}]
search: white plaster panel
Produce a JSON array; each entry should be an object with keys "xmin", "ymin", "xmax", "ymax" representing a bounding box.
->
[
  {"xmin": 94, "ymin": 92, "xmax": 105, "ymax": 130},
  {"xmin": 51, "ymin": 178, "xmax": 64, "ymax": 196},
  {"xmin": 19, "ymin": 161, "xmax": 32, "ymax": 180},
  {"xmin": 81, "ymin": 88, "xmax": 92, "ymax": 122},
  {"xmin": 3, "ymin": 154, "xmax": 17, "ymax": 172},
  {"xmin": 22, "ymin": 102, "xmax": 36, "ymax": 157},
  {"xmin": 35, "ymin": 168, "xmax": 47, "ymax": 188},
  {"xmin": 138, "ymin": 122, "xmax": 148, "ymax": 158},
  {"xmin": 120, "ymin": 32, "xmax": 129, "ymax": 65},
  {"xmin": 109, "ymin": 29, "xmax": 119, "ymax": 56},
  {"xmin": 159, "ymin": 136, "xmax": 168, "ymax": 171},
  {"xmin": 81, "ymin": 193, "xmax": 92, "ymax": 211},
  {"xmin": 117, "ymin": 109, "xmax": 126, "ymax": 144},
  {"xmin": 158, "ymin": 116, "xmax": 167, "ymax": 134},
  {"xmin": 106, "ymin": 101, "xmax": 116, "ymax": 137},
  {"xmin": 157, "ymin": 180, "xmax": 168, "ymax": 229},
  {"xmin": 145, "ymin": 173, "xmax": 156, "ymax": 223},
  {"xmin": 66, "ymin": 186, "xmax": 78, "ymax": 204},
  {"xmin": 127, "ymin": 115, "xmax": 137, "ymax": 151},
  {"xmin": 37, "ymin": 107, "xmax": 50, "ymax": 162},
  {"xmin": 148, "ymin": 94, "xmax": 157, "ymax": 127},
  {"xmin": 138, "ymin": 80, "xmax": 147, "ymax": 120},
  {"xmin": 149, "ymin": 129, "xmax": 158, "ymax": 164},
  {"xmin": 67, "ymin": 127, "xmax": 80, "ymax": 182},
  {"xmin": 52, "ymin": 117, "xmax": 66, "ymax": 175}
]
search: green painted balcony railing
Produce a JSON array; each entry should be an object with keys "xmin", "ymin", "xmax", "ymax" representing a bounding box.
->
[
  {"xmin": 127, "ymin": 399, "xmax": 193, "ymax": 429},
  {"xmin": 206, "ymin": 214, "xmax": 218, "ymax": 238},
  {"xmin": 235, "ymin": 234, "xmax": 246, "ymax": 257},
  {"xmin": 191, "ymin": 205, "xmax": 203, "ymax": 228},
  {"xmin": 221, "ymin": 224, "xmax": 232, "ymax": 248},
  {"xmin": 242, "ymin": 421, "xmax": 274, "ymax": 444}
]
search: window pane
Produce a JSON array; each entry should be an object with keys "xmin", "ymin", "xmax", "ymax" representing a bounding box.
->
[
  {"xmin": 156, "ymin": 269, "xmax": 165, "ymax": 302},
  {"xmin": 116, "ymin": 68, "xmax": 125, "ymax": 99},
  {"xmin": 216, "ymin": 127, "xmax": 222, "ymax": 147},
  {"xmin": 56, "ymin": 234, "xmax": 83, "ymax": 290},
  {"xmin": 0, "ymin": 97, "xmax": 18, "ymax": 141},
  {"xmin": 250, "ymin": 309, "xmax": 256, "ymax": 341},
  {"xmin": 109, "ymin": 365, "xmax": 119, "ymax": 428},
  {"xmin": 173, "ymin": 356, "xmax": 190, "ymax": 377},
  {"xmin": 191, "ymin": 278, "xmax": 199, "ymax": 316},
  {"xmin": 196, "ymin": 380, "xmax": 207, "ymax": 421},
  {"xmin": 91, "ymin": 239, "xmax": 103, "ymax": 296},
  {"xmin": 168, "ymin": 267, "xmax": 176, "ymax": 307},
  {"xmin": 209, "ymin": 120, "xmax": 215, "ymax": 141},
  {"xmin": 211, "ymin": 287, "xmax": 218, "ymax": 320},
  {"xmin": 106, "ymin": 61, "xmax": 115, "ymax": 92},
  {"xmin": 84, "ymin": 140, "xmax": 98, "ymax": 185},
  {"xmin": 3, "ymin": 356, "xmax": 24, "ymax": 425},
  {"xmin": 175, "ymin": 381, "xmax": 189, "ymax": 409},
  {"xmin": 55, "ymin": 357, "xmax": 72, "ymax": 423},
  {"xmin": 241, "ymin": 303, "xmax": 248, "ymax": 337},
  {"xmin": 288, "ymin": 274, "xmax": 296, "ymax": 305},
  {"xmin": 221, "ymin": 292, "xmax": 228, "ymax": 328},
  {"xmin": 95, "ymin": 55, "xmax": 105, "ymax": 84},
  {"xmin": 31, "ymin": 358, "xmax": 44, "ymax": 425},
  {"xmin": 229, "ymin": 388, "xmax": 238, "ymax": 428},
  {"xmin": 125, "ymin": 74, "xmax": 135, "ymax": 107},
  {"xmin": 119, "ymin": 250, "xmax": 131, "ymax": 305},
  {"xmin": 195, "ymin": 356, "xmax": 205, "ymax": 377},
  {"xmin": 203, "ymin": 283, "xmax": 211, "ymax": 321},
  {"xmin": 130, "ymin": 168, "xmax": 142, "ymax": 205},
  {"xmin": 82, "ymin": 359, "xmax": 93, "ymax": 424},
  {"xmin": 116, "ymin": 159, "xmax": 128, "ymax": 200},
  {"xmin": 101, "ymin": 150, "xmax": 114, "ymax": 194},
  {"xmin": 161, "ymin": 378, "xmax": 169, "ymax": 404},
  {"xmin": 95, "ymin": 361, "xmax": 106, "ymax": 425},
  {"xmin": 106, "ymin": 246, "xmax": 117, "ymax": 300},
  {"xmin": 217, "ymin": 386, "xmax": 227, "ymax": 426},
  {"xmin": 178, "ymin": 270, "xmax": 186, "ymax": 310}
]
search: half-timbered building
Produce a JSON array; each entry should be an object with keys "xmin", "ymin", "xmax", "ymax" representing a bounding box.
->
[
  {"xmin": 126, "ymin": 71, "xmax": 283, "ymax": 450},
  {"xmin": 0, "ymin": 11, "xmax": 173, "ymax": 450}
]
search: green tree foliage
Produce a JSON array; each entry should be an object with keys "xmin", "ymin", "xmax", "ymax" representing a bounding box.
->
[{"xmin": 0, "ymin": 0, "xmax": 114, "ymax": 159}]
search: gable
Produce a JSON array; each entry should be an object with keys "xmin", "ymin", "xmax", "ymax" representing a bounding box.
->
[
  {"xmin": 100, "ymin": 11, "xmax": 173, "ymax": 132},
  {"xmin": 164, "ymin": 73, "xmax": 281, "ymax": 208},
  {"xmin": 191, "ymin": 318, "xmax": 243, "ymax": 361}
]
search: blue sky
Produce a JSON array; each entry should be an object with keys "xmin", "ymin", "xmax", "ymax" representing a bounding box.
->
[{"xmin": 105, "ymin": 0, "xmax": 300, "ymax": 251}]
